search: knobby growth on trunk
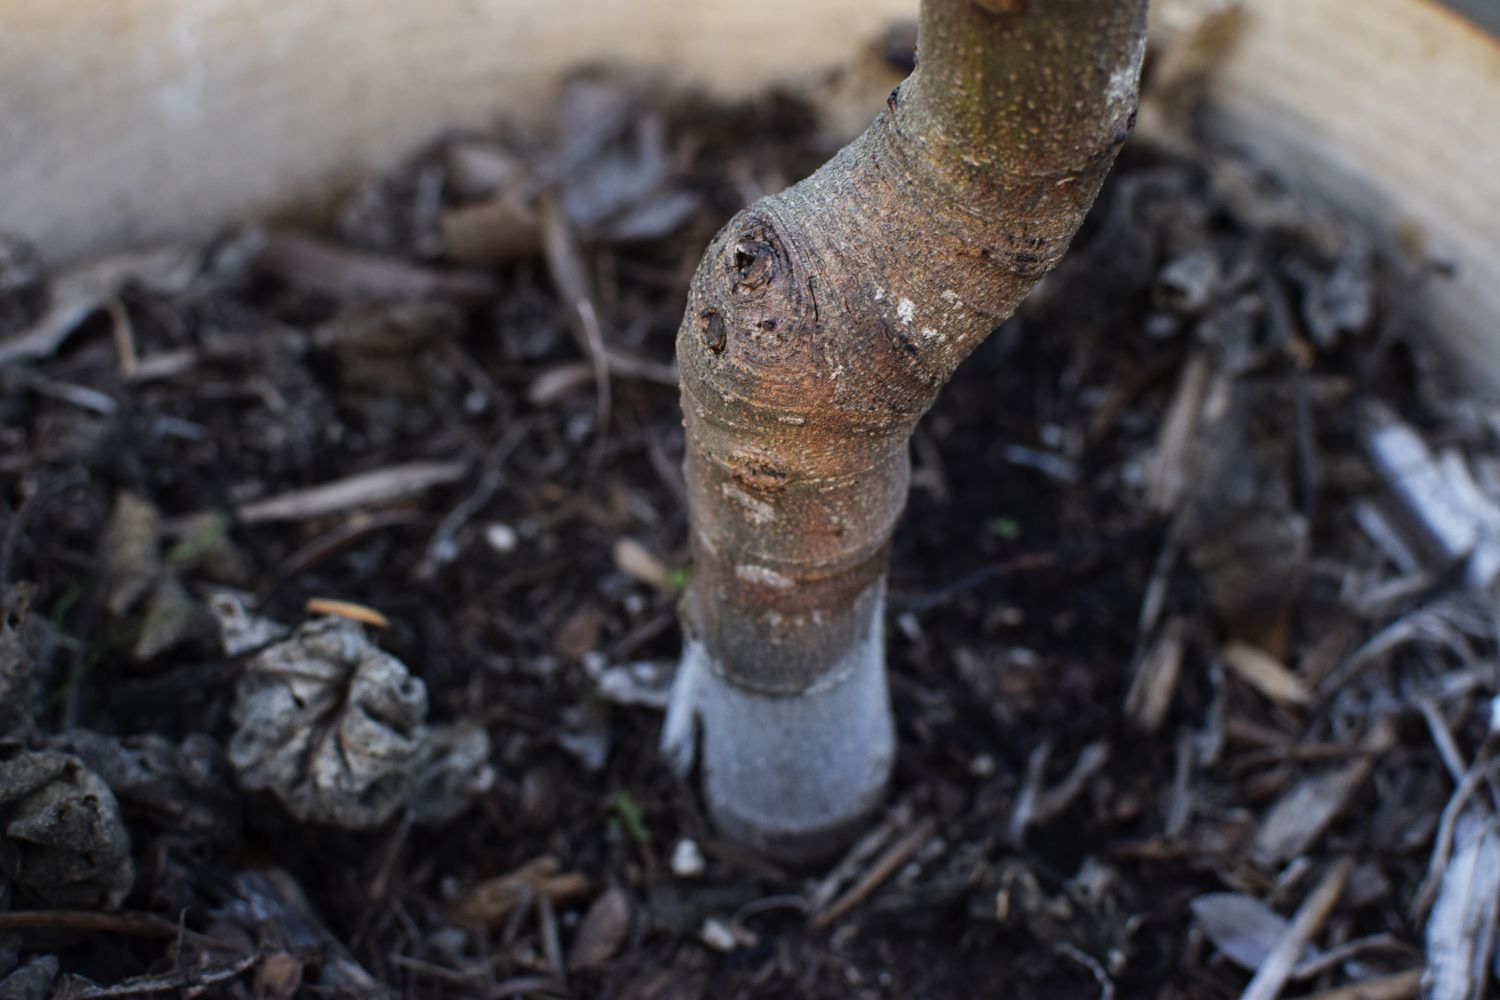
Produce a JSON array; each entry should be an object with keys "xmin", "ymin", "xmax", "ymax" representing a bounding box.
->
[{"xmin": 664, "ymin": 0, "xmax": 1150, "ymax": 860}]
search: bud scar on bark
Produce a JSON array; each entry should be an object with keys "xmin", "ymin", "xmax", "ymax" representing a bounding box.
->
[{"xmin": 664, "ymin": 0, "xmax": 1150, "ymax": 861}]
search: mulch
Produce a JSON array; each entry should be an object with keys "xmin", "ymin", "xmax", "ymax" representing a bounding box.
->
[{"xmin": 1, "ymin": 52, "xmax": 1497, "ymax": 1000}]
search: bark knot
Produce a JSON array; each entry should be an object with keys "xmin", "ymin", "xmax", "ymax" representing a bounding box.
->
[{"xmin": 731, "ymin": 242, "xmax": 776, "ymax": 293}]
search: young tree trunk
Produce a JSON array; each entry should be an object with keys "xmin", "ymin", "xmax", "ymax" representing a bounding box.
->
[{"xmin": 664, "ymin": 0, "xmax": 1150, "ymax": 861}]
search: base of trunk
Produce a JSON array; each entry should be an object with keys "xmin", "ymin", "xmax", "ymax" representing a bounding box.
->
[{"xmin": 661, "ymin": 587, "xmax": 895, "ymax": 864}]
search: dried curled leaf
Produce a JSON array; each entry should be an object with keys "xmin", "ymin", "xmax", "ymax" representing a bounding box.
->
[
  {"xmin": 0, "ymin": 751, "xmax": 134, "ymax": 911},
  {"xmin": 207, "ymin": 591, "xmax": 289, "ymax": 657},
  {"xmin": 407, "ymin": 723, "xmax": 495, "ymax": 827},
  {"xmin": 53, "ymin": 731, "xmax": 237, "ymax": 842},
  {"xmin": 228, "ymin": 617, "xmax": 428, "ymax": 829}
]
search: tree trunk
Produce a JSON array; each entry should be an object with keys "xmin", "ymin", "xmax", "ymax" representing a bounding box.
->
[{"xmin": 664, "ymin": 0, "xmax": 1150, "ymax": 861}]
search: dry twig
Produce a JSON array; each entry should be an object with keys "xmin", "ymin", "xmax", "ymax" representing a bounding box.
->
[
  {"xmin": 1240, "ymin": 859, "xmax": 1352, "ymax": 1000},
  {"xmin": 808, "ymin": 814, "xmax": 939, "ymax": 931},
  {"xmin": 226, "ymin": 461, "xmax": 467, "ymax": 525},
  {"xmin": 1288, "ymin": 969, "xmax": 1422, "ymax": 1000}
]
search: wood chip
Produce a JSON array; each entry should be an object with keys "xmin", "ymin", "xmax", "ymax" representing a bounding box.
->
[
  {"xmin": 128, "ymin": 348, "xmax": 199, "ymax": 382},
  {"xmin": 1413, "ymin": 758, "xmax": 1500, "ymax": 919},
  {"xmin": 1147, "ymin": 351, "xmax": 1211, "ymax": 513},
  {"xmin": 1353, "ymin": 499, "xmax": 1421, "ymax": 574},
  {"xmin": 613, "ymin": 537, "xmax": 669, "ymax": 590},
  {"xmin": 1221, "ymin": 641, "xmax": 1313, "ymax": 708},
  {"xmin": 568, "ymin": 884, "xmax": 632, "ymax": 971},
  {"xmin": 537, "ymin": 892, "xmax": 566, "ymax": 988},
  {"xmin": 442, "ymin": 192, "xmax": 540, "ymax": 266},
  {"xmin": 1126, "ymin": 617, "xmax": 1187, "ymax": 732},
  {"xmin": 1363, "ymin": 408, "xmax": 1500, "ymax": 589},
  {"xmin": 1422, "ymin": 811, "xmax": 1500, "ymax": 1000},
  {"xmin": 1009, "ymin": 742, "xmax": 1052, "ymax": 845},
  {"xmin": 1251, "ymin": 720, "xmax": 1393, "ymax": 867},
  {"xmin": 527, "ymin": 363, "xmax": 596, "ymax": 404},
  {"xmin": 554, "ymin": 605, "xmax": 605, "ymax": 660}
]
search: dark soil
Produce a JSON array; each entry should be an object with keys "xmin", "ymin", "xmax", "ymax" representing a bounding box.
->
[{"xmin": 2, "ymin": 65, "xmax": 1496, "ymax": 1000}]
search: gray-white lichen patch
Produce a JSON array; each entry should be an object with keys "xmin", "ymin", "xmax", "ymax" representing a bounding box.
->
[
  {"xmin": 228, "ymin": 616, "xmax": 428, "ymax": 829},
  {"xmin": 0, "ymin": 751, "xmax": 134, "ymax": 911}
]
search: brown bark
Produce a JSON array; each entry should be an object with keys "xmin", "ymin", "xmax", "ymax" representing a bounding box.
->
[{"xmin": 671, "ymin": 0, "xmax": 1149, "ymax": 855}]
